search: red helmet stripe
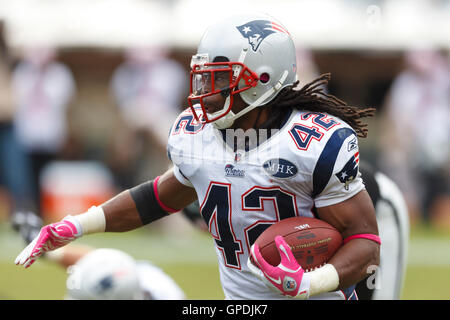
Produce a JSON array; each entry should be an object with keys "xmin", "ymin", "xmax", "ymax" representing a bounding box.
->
[{"xmin": 271, "ymin": 22, "xmax": 290, "ymax": 35}]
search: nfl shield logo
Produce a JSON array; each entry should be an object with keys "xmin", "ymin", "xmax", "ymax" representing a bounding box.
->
[{"xmin": 283, "ymin": 276, "xmax": 297, "ymax": 292}]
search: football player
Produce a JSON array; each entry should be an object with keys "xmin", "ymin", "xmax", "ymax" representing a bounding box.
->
[
  {"xmin": 63, "ymin": 247, "xmax": 186, "ymax": 300},
  {"xmin": 16, "ymin": 13, "xmax": 380, "ymax": 300}
]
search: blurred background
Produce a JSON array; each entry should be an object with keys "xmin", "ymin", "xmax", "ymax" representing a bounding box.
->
[{"xmin": 0, "ymin": 0, "xmax": 449, "ymax": 299}]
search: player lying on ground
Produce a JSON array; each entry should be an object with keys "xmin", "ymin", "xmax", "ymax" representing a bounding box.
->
[
  {"xmin": 16, "ymin": 13, "xmax": 380, "ymax": 300},
  {"xmin": 61, "ymin": 246, "xmax": 186, "ymax": 300}
]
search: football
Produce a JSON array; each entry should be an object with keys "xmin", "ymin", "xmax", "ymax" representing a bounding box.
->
[{"xmin": 254, "ymin": 216, "xmax": 342, "ymax": 271}]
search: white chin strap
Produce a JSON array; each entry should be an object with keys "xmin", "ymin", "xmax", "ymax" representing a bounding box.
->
[{"xmin": 211, "ymin": 70, "xmax": 289, "ymax": 129}]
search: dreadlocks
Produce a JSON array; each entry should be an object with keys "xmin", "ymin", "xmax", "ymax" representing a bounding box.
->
[{"xmin": 261, "ymin": 73, "xmax": 376, "ymax": 138}]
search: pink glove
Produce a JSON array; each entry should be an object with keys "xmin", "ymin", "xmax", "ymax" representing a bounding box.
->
[
  {"xmin": 15, "ymin": 215, "xmax": 82, "ymax": 268},
  {"xmin": 247, "ymin": 235, "xmax": 311, "ymax": 299}
]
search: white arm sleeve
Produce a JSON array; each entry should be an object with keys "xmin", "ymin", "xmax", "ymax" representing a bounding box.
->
[{"xmin": 172, "ymin": 165, "xmax": 194, "ymax": 188}]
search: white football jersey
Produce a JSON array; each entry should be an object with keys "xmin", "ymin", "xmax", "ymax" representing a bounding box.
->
[
  {"xmin": 167, "ymin": 107, "xmax": 365, "ymax": 300},
  {"xmin": 137, "ymin": 261, "xmax": 186, "ymax": 300}
]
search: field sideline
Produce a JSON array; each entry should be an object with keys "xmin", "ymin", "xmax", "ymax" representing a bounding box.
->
[{"xmin": 1, "ymin": 220, "xmax": 449, "ymax": 300}]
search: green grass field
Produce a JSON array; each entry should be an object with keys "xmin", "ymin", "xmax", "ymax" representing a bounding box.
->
[{"xmin": 1, "ymin": 220, "xmax": 449, "ymax": 300}]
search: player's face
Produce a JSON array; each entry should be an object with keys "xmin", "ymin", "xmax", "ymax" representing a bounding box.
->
[
  {"xmin": 194, "ymin": 70, "xmax": 247, "ymax": 115},
  {"xmin": 196, "ymin": 70, "xmax": 231, "ymax": 114}
]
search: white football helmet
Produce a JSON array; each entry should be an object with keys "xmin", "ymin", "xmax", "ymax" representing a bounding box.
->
[
  {"xmin": 66, "ymin": 248, "xmax": 143, "ymax": 300},
  {"xmin": 188, "ymin": 13, "xmax": 297, "ymax": 129}
]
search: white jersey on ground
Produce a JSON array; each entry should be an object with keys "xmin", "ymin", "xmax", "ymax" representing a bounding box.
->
[
  {"xmin": 167, "ymin": 107, "xmax": 365, "ymax": 300},
  {"xmin": 137, "ymin": 261, "xmax": 186, "ymax": 300}
]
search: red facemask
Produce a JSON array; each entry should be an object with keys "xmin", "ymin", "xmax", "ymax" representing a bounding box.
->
[{"xmin": 187, "ymin": 61, "xmax": 259, "ymax": 123}]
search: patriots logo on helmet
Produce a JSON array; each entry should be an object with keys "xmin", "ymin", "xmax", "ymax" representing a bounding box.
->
[
  {"xmin": 236, "ymin": 20, "xmax": 289, "ymax": 52},
  {"xmin": 336, "ymin": 152, "xmax": 359, "ymax": 190}
]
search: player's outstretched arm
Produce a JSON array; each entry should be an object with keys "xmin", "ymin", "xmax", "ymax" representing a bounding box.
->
[
  {"xmin": 103, "ymin": 168, "xmax": 197, "ymax": 232},
  {"xmin": 15, "ymin": 168, "xmax": 197, "ymax": 268}
]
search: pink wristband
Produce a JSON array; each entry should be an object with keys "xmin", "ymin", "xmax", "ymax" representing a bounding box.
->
[
  {"xmin": 153, "ymin": 176, "xmax": 179, "ymax": 213},
  {"xmin": 344, "ymin": 233, "xmax": 381, "ymax": 245}
]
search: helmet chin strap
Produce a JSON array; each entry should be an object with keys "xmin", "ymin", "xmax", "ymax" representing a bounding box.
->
[
  {"xmin": 209, "ymin": 96, "xmax": 234, "ymax": 129},
  {"xmin": 212, "ymin": 70, "xmax": 289, "ymax": 129}
]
